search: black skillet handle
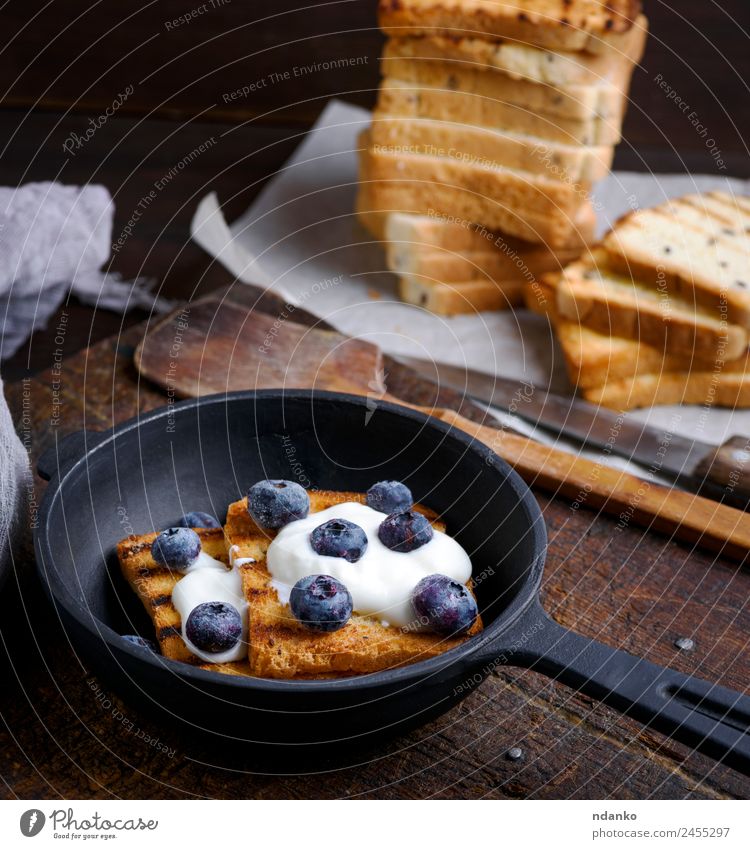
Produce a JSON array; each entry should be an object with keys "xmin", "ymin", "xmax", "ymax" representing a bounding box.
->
[
  {"xmin": 487, "ymin": 599, "xmax": 750, "ymax": 774},
  {"xmin": 37, "ymin": 430, "xmax": 108, "ymax": 482}
]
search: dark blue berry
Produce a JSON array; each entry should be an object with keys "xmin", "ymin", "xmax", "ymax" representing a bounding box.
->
[
  {"xmin": 289, "ymin": 575, "xmax": 353, "ymax": 632},
  {"xmin": 378, "ymin": 510, "xmax": 433, "ymax": 552},
  {"xmin": 175, "ymin": 511, "xmax": 221, "ymax": 529},
  {"xmin": 151, "ymin": 527, "xmax": 201, "ymax": 570},
  {"xmin": 367, "ymin": 480, "xmax": 413, "ymax": 514},
  {"xmin": 310, "ymin": 518, "xmax": 368, "ymax": 563},
  {"xmin": 412, "ymin": 574, "xmax": 477, "ymax": 635},
  {"xmin": 247, "ymin": 479, "xmax": 310, "ymax": 529},
  {"xmin": 185, "ymin": 601, "xmax": 243, "ymax": 653},
  {"xmin": 122, "ymin": 634, "xmax": 159, "ymax": 653}
]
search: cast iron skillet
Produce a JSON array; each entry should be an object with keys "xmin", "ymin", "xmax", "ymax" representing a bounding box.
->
[{"xmin": 35, "ymin": 390, "xmax": 750, "ymax": 769}]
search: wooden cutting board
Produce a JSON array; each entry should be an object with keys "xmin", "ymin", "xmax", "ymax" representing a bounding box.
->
[{"xmin": 135, "ymin": 287, "xmax": 750, "ymax": 559}]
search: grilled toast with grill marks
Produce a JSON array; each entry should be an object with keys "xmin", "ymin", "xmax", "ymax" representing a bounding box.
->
[
  {"xmin": 117, "ymin": 526, "xmax": 249, "ymax": 674},
  {"xmin": 224, "ymin": 490, "xmax": 482, "ymax": 679},
  {"xmin": 117, "ymin": 526, "xmax": 355, "ymax": 679}
]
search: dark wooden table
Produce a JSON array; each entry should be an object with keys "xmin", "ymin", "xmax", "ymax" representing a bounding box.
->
[
  {"xmin": 3, "ymin": 307, "xmax": 750, "ymax": 799},
  {"xmin": 1, "ymin": 0, "xmax": 750, "ymax": 799}
]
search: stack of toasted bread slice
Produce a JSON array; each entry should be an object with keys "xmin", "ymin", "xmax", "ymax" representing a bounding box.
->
[
  {"xmin": 118, "ymin": 492, "xmax": 481, "ymax": 679},
  {"xmin": 530, "ymin": 191, "xmax": 750, "ymax": 410},
  {"xmin": 357, "ymin": 0, "xmax": 648, "ymax": 314}
]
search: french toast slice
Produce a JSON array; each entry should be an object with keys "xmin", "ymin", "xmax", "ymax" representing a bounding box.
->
[
  {"xmin": 117, "ymin": 526, "xmax": 252, "ymax": 674},
  {"xmin": 224, "ymin": 491, "xmax": 482, "ymax": 679}
]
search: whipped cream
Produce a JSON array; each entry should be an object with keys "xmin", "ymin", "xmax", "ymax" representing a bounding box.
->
[
  {"xmin": 171, "ymin": 550, "xmax": 249, "ymax": 663},
  {"xmin": 266, "ymin": 502, "xmax": 472, "ymax": 628}
]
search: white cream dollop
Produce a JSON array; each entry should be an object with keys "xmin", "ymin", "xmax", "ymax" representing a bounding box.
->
[
  {"xmin": 266, "ymin": 502, "xmax": 472, "ymax": 628},
  {"xmin": 172, "ymin": 549, "xmax": 249, "ymax": 663}
]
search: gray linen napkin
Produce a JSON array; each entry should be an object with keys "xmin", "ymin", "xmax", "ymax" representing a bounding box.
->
[{"xmin": 0, "ymin": 181, "xmax": 171, "ymax": 359}]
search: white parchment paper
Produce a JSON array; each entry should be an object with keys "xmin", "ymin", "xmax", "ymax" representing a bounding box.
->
[{"xmin": 191, "ymin": 100, "xmax": 750, "ymax": 476}]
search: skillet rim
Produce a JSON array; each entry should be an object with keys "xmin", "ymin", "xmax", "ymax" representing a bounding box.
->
[{"xmin": 34, "ymin": 389, "xmax": 547, "ymax": 692}]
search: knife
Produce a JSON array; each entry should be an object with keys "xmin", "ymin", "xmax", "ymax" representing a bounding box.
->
[{"xmin": 393, "ymin": 355, "xmax": 750, "ymax": 508}]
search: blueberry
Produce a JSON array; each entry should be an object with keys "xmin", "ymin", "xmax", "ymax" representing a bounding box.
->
[
  {"xmin": 121, "ymin": 634, "xmax": 159, "ymax": 653},
  {"xmin": 289, "ymin": 575, "xmax": 353, "ymax": 632},
  {"xmin": 152, "ymin": 527, "xmax": 201, "ymax": 571},
  {"xmin": 412, "ymin": 574, "xmax": 478, "ymax": 635},
  {"xmin": 310, "ymin": 518, "xmax": 368, "ymax": 563},
  {"xmin": 185, "ymin": 601, "xmax": 243, "ymax": 653},
  {"xmin": 175, "ymin": 511, "xmax": 221, "ymax": 529},
  {"xmin": 367, "ymin": 480, "xmax": 413, "ymax": 514},
  {"xmin": 247, "ymin": 479, "xmax": 310, "ymax": 529},
  {"xmin": 378, "ymin": 510, "xmax": 433, "ymax": 552}
]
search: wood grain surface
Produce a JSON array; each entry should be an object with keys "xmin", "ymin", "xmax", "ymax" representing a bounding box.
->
[
  {"xmin": 2, "ymin": 314, "xmax": 749, "ymax": 799},
  {"xmin": 1, "ymin": 0, "xmax": 749, "ymax": 800}
]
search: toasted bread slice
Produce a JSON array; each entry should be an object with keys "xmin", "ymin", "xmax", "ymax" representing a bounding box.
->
[
  {"xmin": 370, "ymin": 115, "xmax": 614, "ymax": 183},
  {"xmin": 554, "ymin": 250, "xmax": 750, "ymax": 365},
  {"xmin": 385, "ymin": 209, "xmax": 592, "ymax": 255},
  {"xmin": 398, "ymin": 275, "xmax": 525, "ymax": 314},
  {"xmin": 383, "ymin": 27, "xmax": 646, "ymax": 88},
  {"xmin": 387, "ymin": 237, "xmax": 581, "ymax": 283},
  {"xmin": 603, "ymin": 202, "xmax": 750, "ymax": 327},
  {"xmin": 526, "ymin": 274, "xmax": 710, "ymax": 387},
  {"xmin": 360, "ymin": 135, "xmax": 594, "ymax": 248},
  {"xmin": 356, "ymin": 184, "xmax": 596, "ymax": 251},
  {"xmin": 378, "ymin": 0, "xmax": 643, "ymax": 52},
  {"xmin": 117, "ymin": 527, "xmax": 251, "ymax": 672},
  {"xmin": 377, "ymin": 78, "xmax": 622, "ymax": 145},
  {"xmin": 582, "ymin": 367, "xmax": 750, "ymax": 410},
  {"xmin": 224, "ymin": 491, "xmax": 482, "ymax": 679},
  {"xmin": 380, "ymin": 47, "xmax": 628, "ymax": 123},
  {"xmin": 530, "ymin": 253, "xmax": 750, "ymax": 409}
]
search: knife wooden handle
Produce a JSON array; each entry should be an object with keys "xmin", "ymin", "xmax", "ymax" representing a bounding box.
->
[
  {"xmin": 693, "ymin": 436, "xmax": 750, "ymax": 507},
  {"xmin": 427, "ymin": 406, "xmax": 750, "ymax": 561}
]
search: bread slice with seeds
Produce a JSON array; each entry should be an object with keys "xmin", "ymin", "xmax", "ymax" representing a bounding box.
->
[
  {"xmin": 529, "ymin": 274, "xmax": 750, "ymax": 381},
  {"xmin": 356, "ymin": 181, "xmax": 597, "ymax": 251},
  {"xmin": 553, "ymin": 250, "xmax": 750, "ymax": 365},
  {"xmin": 224, "ymin": 491, "xmax": 482, "ymax": 679},
  {"xmin": 380, "ymin": 47, "xmax": 628, "ymax": 123},
  {"xmin": 377, "ymin": 78, "xmax": 623, "ymax": 145},
  {"xmin": 360, "ymin": 138, "xmax": 594, "ymax": 247},
  {"xmin": 378, "ymin": 0, "xmax": 643, "ymax": 52},
  {"xmin": 583, "ymin": 367, "xmax": 750, "ymax": 410},
  {"xmin": 370, "ymin": 115, "xmax": 614, "ymax": 183},
  {"xmin": 387, "ymin": 240, "xmax": 580, "ymax": 283},
  {"xmin": 398, "ymin": 275, "xmax": 524, "ymax": 314},
  {"xmin": 526, "ymin": 274, "xmax": 750, "ymax": 409},
  {"xmin": 603, "ymin": 200, "xmax": 750, "ymax": 327},
  {"xmin": 383, "ymin": 26, "xmax": 647, "ymax": 88}
]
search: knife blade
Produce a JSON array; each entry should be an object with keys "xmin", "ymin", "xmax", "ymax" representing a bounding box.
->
[{"xmin": 392, "ymin": 354, "xmax": 721, "ymax": 483}]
